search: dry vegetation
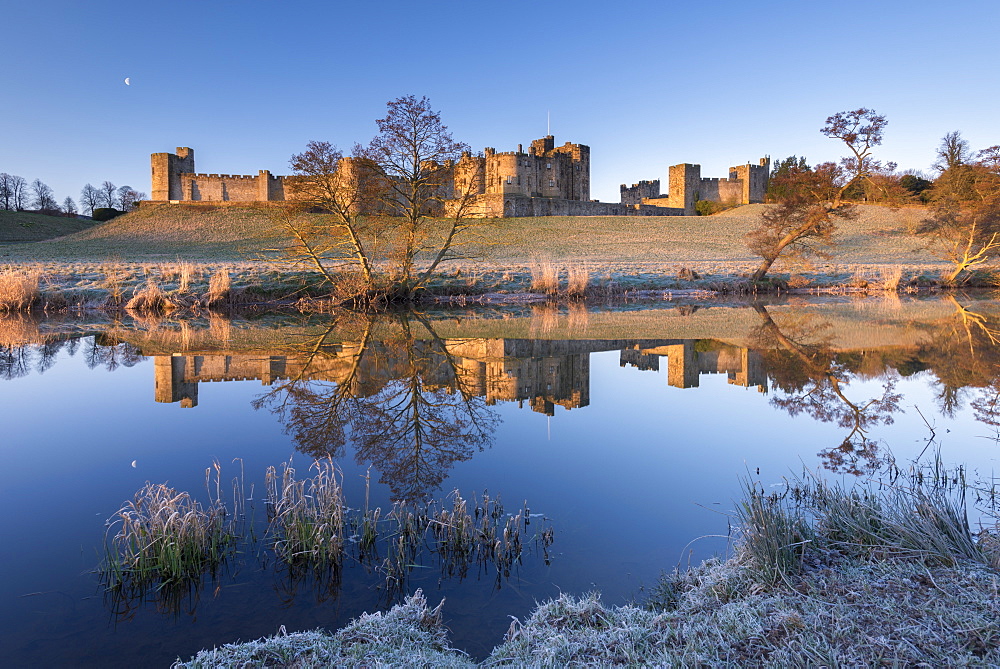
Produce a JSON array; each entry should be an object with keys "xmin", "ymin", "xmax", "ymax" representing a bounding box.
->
[
  {"xmin": 0, "ymin": 203, "xmax": 985, "ymax": 305},
  {"xmin": 175, "ymin": 470, "xmax": 1000, "ymax": 667}
]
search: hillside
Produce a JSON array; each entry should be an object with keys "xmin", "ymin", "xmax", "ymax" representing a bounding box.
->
[
  {"xmin": 0, "ymin": 210, "xmax": 99, "ymax": 243},
  {"xmin": 0, "ymin": 202, "xmax": 944, "ymax": 277}
]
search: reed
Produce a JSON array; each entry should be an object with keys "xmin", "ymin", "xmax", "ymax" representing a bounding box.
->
[
  {"xmin": 0, "ymin": 269, "xmax": 41, "ymax": 312},
  {"xmin": 125, "ymin": 278, "xmax": 177, "ymax": 313},
  {"xmin": 103, "ymin": 481, "xmax": 234, "ymax": 587},
  {"xmin": 565, "ymin": 264, "xmax": 590, "ymax": 297},
  {"xmin": 206, "ymin": 268, "xmax": 232, "ymax": 305},
  {"xmin": 529, "ymin": 259, "xmax": 560, "ymax": 294},
  {"xmin": 265, "ymin": 458, "xmax": 345, "ymax": 568},
  {"xmin": 179, "ymin": 262, "xmax": 198, "ymax": 292}
]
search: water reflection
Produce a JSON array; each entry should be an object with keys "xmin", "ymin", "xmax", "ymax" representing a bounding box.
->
[
  {"xmin": 752, "ymin": 303, "xmax": 903, "ymax": 475},
  {"xmin": 4, "ymin": 298, "xmax": 1000, "ymax": 483}
]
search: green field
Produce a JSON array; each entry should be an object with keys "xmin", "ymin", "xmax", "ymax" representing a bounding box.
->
[
  {"xmin": 0, "ymin": 203, "xmax": 957, "ymax": 302},
  {"xmin": 0, "ymin": 210, "xmax": 99, "ymax": 243},
  {"xmin": 0, "ymin": 202, "xmax": 941, "ymax": 270}
]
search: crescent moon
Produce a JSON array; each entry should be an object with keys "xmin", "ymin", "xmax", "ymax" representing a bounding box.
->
[{"xmin": 124, "ymin": 77, "xmax": 130, "ymax": 86}]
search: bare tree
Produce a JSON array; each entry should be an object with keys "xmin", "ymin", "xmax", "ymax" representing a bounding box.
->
[
  {"xmin": 358, "ymin": 95, "xmax": 477, "ymax": 295},
  {"xmin": 283, "ymin": 141, "xmax": 384, "ymax": 287},
  {"xmin": 99, "ymin": 180, "xmax": 118, "ymax": 209},
  {"xmin": 933, "ymin": 131, "xmax": 973, "ymax": 173},
  {"xmin": 821, "ymin": 108, "xmax": 893, "ymax": 207},
  {"xmin": 0, "ymin": 173, "xmax": 14, "ymax": 210},
  {"xmin": 30, "ymin": 178, "xmax": 58, "ymax": 212},
  {"xmin": 282, "ymin": 95, "xmax": 485, "ymax": 302},
  {"xmin": 80, "ymin": 183, "xmax": 101, "ymax": 216},
  {"xmin": 9, "ymin": 174, "xmax": 28, "ymax": 211},
  {"xmin": 116, "ymin": 185, "xmax": 142, "ymax": 211},
  {"xmin": 62, "ymin": 196, "xmax": 77, "ymax": 216}
]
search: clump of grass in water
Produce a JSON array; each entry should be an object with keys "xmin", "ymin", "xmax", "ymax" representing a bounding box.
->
[
  {"xmin": 265, "ymin": 458, "xmax": 345, "ymax": 568},
  {"xmin": 102, "ymin": 466, "xmax": 236, "ymax": 589}
]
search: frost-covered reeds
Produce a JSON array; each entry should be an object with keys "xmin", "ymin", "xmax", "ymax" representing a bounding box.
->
[
  {"xmin": 103, "ymin": 487, "xmax": 233, "ymax": 589},
  {"xmin": 265, "ymin": 458, "xmax": 345, "ymax": 568},
  {"xmin": 103, "ymin": 459, "xmax": 554, "ymax": 607}
]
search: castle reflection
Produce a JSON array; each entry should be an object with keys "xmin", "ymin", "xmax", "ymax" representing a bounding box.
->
[{"xmin": 153, "ymin": 338, "xmax": 767, "ymax": 413}]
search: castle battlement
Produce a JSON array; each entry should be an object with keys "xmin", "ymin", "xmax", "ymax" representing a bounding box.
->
[{"xmin": 150, "ymin": 140, "xmax": 767, "ymax": 217}]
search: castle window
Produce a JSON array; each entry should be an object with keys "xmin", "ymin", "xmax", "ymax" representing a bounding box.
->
[
  {"xmin": 546, "ymin": 163, "xmax": 552, "ymax": 169},
  {"xmin": 549, "ymin": 179, "xmax": 555, "ymax": 187},
  {"xmin": 506, "ymin": 176, "xmax": 514, "ymax": 185}
]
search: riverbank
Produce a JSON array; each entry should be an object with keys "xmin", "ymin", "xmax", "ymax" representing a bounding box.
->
[
  {"xmin": 1, "ymin": 203, "xmax": 991, "ymax": 310},
  {"xmin": 175, "ymin": 474, "xmax": 1000, "ymax": 667}
]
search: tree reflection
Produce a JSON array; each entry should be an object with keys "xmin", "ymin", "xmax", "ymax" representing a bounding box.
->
[
  {"xmin": 256, "ymin": 312, "xmax": 499, "ymax": 501},
  {"xmin": 920, "ymin": 297, "xmax": 1000, "ymax": 434},
  {"xmin": 85, "ymin": 336, "xmax": 144, "ymax": 371},
  {"xmin": 753, "ymin": 304, "xmax": 902, "ymax": 475},
  {"xmin": 0, "ymin": 344, "xmax": 32, "ymax": 379}
]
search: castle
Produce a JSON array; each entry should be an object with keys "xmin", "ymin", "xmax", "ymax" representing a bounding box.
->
[
  {"xmin": 150, "ymin": 139, "xmax": 769, "ymax": 217},
  {"xmin": 153, "ymin": 338, "xmax": 766, "ymax": 412}
]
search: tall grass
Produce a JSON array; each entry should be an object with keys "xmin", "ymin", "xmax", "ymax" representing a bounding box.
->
[
  {"xmin": 0, "ymin": 269, "xmax": 40, "ymax": 311},
  {"xmin": 738, "ymin": 469, "xmax": 989, "ymax": 583},
  {"xmin": 125, "ymin": 278, "xmax": 177, "ymax": 313},
  {"xmin": 529, "ymin": 259, "xmax": 560, "ymax": 294},
  {"xmin": 206, "ymin": 268, "xmax": 232, "ymax": 305},
  {"xmin": 265, "ymin": 458, "xmax": 345, "ymax": 568},
  {"xmin": 103, "ymin": 482, "xmax": 234, "ymax": 587}
]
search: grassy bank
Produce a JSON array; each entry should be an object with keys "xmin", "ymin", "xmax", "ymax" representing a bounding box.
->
[
  {"xmin": 0, "ymin": 203, "xmax": 988, "ymax": 308},
  {"xmin": 175, "ymin": 471, "xmax": 1000, "ymax": 667},
  {"xmin": 0, "ymin": 210, "xmax": 98, "ymax": 243}
]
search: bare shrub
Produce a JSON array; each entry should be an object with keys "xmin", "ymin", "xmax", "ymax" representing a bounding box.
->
[
  {"xmin": 126, "ymin": 279, "xmax": 177, "ymax": 314},
  {"xmin": 0, "ymin": 269, "xmax": 41, "ymax": 312},
  {"xmin": 566, "ymin": 264, "xmax": 590, "ymax": 297},
  {"xmin": 206, "ymin": 269, "xmax": 232, "ymax": 306},
  {"xmin": 529, "ymin": 259, "xmax": 560, "ymax": 294}
]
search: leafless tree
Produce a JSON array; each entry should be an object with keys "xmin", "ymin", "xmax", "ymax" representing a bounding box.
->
[
  {"xmin": 821, "ymin": 108, "xmax": 893, "ymax": 206},
  {"xmin": 116, "ymin": 185, "xmax": 143, "ymax": 211},
  {"xmin": 99, "ymin": 180, "xmax": 118, "ymax": 209},
  {"xmin": 358, "ymin": 95, "xmax": 480, "ymax": 296},
  {"xmin": 30, "ymin": 178, "xmax": 58, "ymax": 212},
  {"xmin": 0, "ymin": 173, "xmax": 15, "ymax": 210},
  {"xmin": 283, "ymin": 95, "xmax": 485, "ymax": 302},
  {"xmin": 80, "ymin": 183, "xmax": 101, "ymax": 215},
  {"xmin": 282, "ymin": 141, "xmax": 385, "ymax": 288},
  {"xmin": 933, "ymin": 131, "xmax": 973, "ymax": 173},
  {"xmin": 8, "ymin": 174, "xmax": 28, "ymax": 210},
  {"xmin": 62, "ymin": 196, "xmax": 77, "ymax": 216}
]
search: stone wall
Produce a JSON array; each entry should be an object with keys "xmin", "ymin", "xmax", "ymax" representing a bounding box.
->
[{"xmin": 624, "ymin": 157, "xmax": 771, "ymax": 214}]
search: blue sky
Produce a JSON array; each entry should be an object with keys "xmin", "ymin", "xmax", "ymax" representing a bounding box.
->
[{"xmin": 2, "ymin": 0, "xmax": 997, "ymax": 205}]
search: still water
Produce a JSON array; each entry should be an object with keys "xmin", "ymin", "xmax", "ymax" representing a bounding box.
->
[{"xmin": 1, "ymin": 296, "xmax": 998, "ymax": 666}]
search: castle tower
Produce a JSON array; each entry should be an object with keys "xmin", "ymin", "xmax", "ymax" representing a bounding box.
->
[
  {"xmin": 154, "ymin": 355, "xmax": 199, "ymax": 407},
  {"xmin": 150, "ymin": 147, "xmax": 194, "ymax": 201},
  {"xmin": 729, "ymin": 157, "xmax": 771, "ymax": 204},
  {"xmin": 668, "ymin": 163, "xmax": 701, "ymax": 215}
]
